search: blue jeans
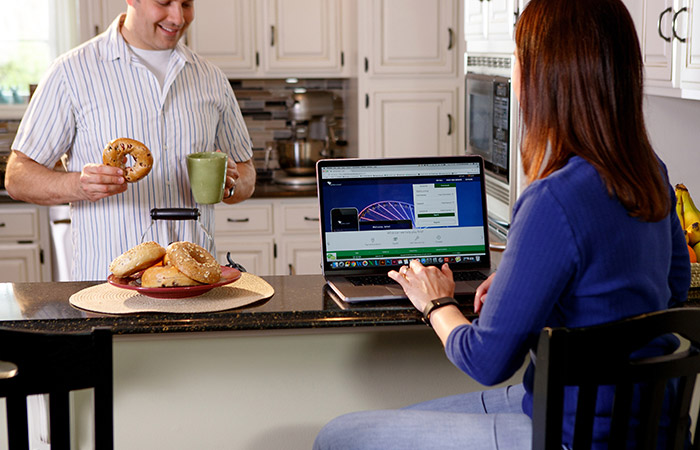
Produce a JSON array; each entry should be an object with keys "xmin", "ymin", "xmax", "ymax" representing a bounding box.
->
[{"xmin": 313, "ymin": 384, "xmax": 532, "ymax": 450}]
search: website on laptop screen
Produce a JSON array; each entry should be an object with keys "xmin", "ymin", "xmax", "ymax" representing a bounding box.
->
[{"xmin": 319, "ymin": 161, "xmax": 488, "ymax": 273}]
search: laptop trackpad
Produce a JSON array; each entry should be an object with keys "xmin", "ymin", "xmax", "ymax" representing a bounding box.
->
[{"xmin": 386, "ymin": 285, "xmax": 407, "ymax": 297}]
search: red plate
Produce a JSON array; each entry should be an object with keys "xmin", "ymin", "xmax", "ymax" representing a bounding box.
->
[{"xmin": 108, "ymin": 266, "xmax": 241, "ymax": 299}]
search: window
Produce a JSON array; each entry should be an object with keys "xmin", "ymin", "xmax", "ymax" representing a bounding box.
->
[{"xmin": 0, "ymin": 0, "xmax": 80, "ymax": 104}]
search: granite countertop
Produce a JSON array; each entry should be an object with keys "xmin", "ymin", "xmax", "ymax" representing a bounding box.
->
[
  {"xmin": 2, "ymin": 276, "xmax": 698, "ymax": 336},
  {"xmin": 0, "ymin": 275, "xmax": 469, "ymax": 335},
  {"xmin": 251, "ymin": 178, "xmax": 317, "ymax": 199}
]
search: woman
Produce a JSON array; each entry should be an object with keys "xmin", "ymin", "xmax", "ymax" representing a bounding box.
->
[{"xmin": 313, "ymin": 0, "xmax": 690, "ymax": 448}]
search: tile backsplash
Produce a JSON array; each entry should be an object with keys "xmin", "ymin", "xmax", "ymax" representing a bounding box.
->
[{"xmin": 229, "ymin": 78, "xmax": 349, "ymax": 171}]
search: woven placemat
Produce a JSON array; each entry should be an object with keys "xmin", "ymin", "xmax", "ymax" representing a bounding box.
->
[{"xmin": 69, "ymin": 272, "xmax": 274, "ymax": 315}]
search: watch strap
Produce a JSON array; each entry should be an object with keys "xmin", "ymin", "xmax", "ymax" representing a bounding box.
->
[{"xmin": 422, "ymin": 297, "xmax": 459, "ymax": 325}]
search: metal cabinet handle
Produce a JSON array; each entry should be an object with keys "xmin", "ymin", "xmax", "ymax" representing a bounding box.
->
[
  {"xmin": 365, "ymin": 93, "xmax": 369, "ymax": 108},
  {"xmin": 304, "ymin": 216, "xmax": 319, "ymax": 222},
  {"xmin": 364, "ymin": 57, "xmax": 369, "ymax": 72},
  {"xmin": 288, "ymin": 263, "xmax": 294, "ymax": 275},
  {"xmin": 658, "ymin": 7, "xmax": 673, "ymax": 42},
  {"xmin": 226, "ymin": 217, "xmax": 250, "ymax": 223},
  {"xmin": 0, "ymin": 361, "xmax": 18, "ymax": 380},
  {"xmin": 447, "ymin": 113, "xmax": 453, "ymax": 136},
  {"xmin": 0, "ymin": 223, "xmax": 5, "ymax": 228},
  {"xmin": 447, "ymin": 28, "xmax": 454, "ymax": 50},
  {"xmin": 673, "ymin": 7, "xmax": 688, "ymax": 43},
  {"xmin": 270, "ymin": 25, "xmax": 275, "ymax": 46}
]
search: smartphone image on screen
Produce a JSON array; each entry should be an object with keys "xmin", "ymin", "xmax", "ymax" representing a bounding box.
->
[{"xmin": 330, "ymin": 208, "xmax": 359, "ymax": 232}]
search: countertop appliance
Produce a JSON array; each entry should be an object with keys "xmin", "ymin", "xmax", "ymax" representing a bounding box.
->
[
  {"xmin": 465, "ymin": 54, "xmax": 523, "ymax": 238},
  {"xmin": 275, "ymin": 90, "xmax": 341, "ymax": 187}
]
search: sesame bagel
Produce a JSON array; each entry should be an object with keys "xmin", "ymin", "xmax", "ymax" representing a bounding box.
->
[
  {"xmin": 166, "ymin": 241, "xmax": 221, "ymax": 284},
  {"xmin": 109, "ymin": 241, "xmax": 165, "ymax": 278}
]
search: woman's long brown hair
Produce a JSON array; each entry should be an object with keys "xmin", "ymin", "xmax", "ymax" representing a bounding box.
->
[{"xmin": 515, "ymin": 0, "xmax": 670, "ymax": 222}]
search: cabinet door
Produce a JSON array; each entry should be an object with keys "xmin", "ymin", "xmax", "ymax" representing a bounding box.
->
[
  {"xmin": 280, "ymin": 238, "xmax": 322, "ymax": 275},
  {"xmin": 216, "ymin": 238, "xmax": 275, "ymax": 276},
  {"xmin": 366, "ymin": 90, "xmax": 456, "ymax": 158},
  {"xmin": 641, "ymin": 0, "xmax": 678, "ymax": 86},
  {"xmin": 189, "ymin": 0, "xmax": 257, "ymax": 75},
  {"xmin": 464, "ymin": 0, "xmax": 487, "ymax": 40},
  {"xmin": 262, "ymin": 0, "xmax": 342, "ymax": 73},
  {"xmin": 0, "ymin": 244, "xmax": 40, "ymax": 282},
  {"xmin": 487, "ymin": 0, "xmax": 517, "ymax": 42},
  {"xmin": 681, "ymin": 0, "xmax": 700, "ymax": 89},
  {"xmin": 368, "ymin": 0, "xmax": 456, "ymax": 75}
]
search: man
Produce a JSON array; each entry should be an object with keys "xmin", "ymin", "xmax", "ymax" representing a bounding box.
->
[{"xmin": 5, "ymin": 0, "xmax": 255, "ymax": 281}]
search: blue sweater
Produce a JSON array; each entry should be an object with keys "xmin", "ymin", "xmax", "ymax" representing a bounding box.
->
[{"xmin": 445, "ymin": 156, "xmax": 690, "ymax": 446}]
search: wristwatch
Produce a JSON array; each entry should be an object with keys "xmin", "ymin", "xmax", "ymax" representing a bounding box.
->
[{"xmin": 422, "ymin": 297, "xmax": 459, "ymax": 325}]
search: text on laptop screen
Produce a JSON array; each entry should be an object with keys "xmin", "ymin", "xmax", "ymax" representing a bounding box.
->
[{"xmin": 319, "ymin": 161, "xmax": 487, "ymax": 271}]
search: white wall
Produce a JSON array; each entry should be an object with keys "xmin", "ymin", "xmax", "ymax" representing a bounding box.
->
[{"xmin": 644, "ymin": 95, "xmax": 700, "ymax": 197}]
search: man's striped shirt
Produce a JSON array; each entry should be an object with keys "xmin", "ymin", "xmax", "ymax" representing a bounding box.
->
[{"xmin": 13, "ymin": 15, "xmax": 253, "ymax": 281}]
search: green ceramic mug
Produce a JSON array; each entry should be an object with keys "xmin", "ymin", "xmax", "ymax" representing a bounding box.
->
[{"xmin": 186, "ymin": 152, "xmax": 228, "ymax": 204}]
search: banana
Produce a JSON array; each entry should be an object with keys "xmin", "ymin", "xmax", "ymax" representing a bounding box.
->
[
  {"xmin": 680, "ymin": 185, "xmax": 700, "ymax": 227},
  {"xmin": 676, "ymin": 184, "xmax": 686, "ymax": 229},
  {"xmin": 687, "ymin": 222, "xmax": 700, "ymax": 247}
]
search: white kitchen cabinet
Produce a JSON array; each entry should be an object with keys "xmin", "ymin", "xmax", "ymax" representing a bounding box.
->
[
  {"xmin": 79, "ymin": 0, "xmax": 353, "ymax": 78},
  {"xmin": 364, "ymin": 89, "xmax": 457, "ymax": 158},
  {"xmin": 680, "ymin": 1, "xmax": 700, "ymax": 92},
  {"xmin": 357, "ymin": 0, "xmax": 463, "ymax": 158},
  {"xmin": 633, "ymin": 0, "xmax": 700, "ymax": 99},
  {"xmin": 364, "ymin": 0, "xmax": 457, "ymax": 76},
  {"xmin": 262, "ymin": 0, "xmax": 342, "ymax": 74},
  {"xmin": 188, "ymin": 0, "xmax": 257, "ymax": 75},
  {"xmin": 190, "ymin": 0, "xmax": 353, "ymax": 78},
  {"xmin": 464, "ymin": 0, "xmax": 519, "ymax": 43},
  {"xmin": 275, "ymin": 200, "xmax": 321, "ymax": 275},
  {"xmin": 78, "ymin": 0, "xmax": 125, "ymax": 40},
  {"xmin": 0, "ymin": 204, "xmax": 52, "ymax": 282},
  {"xmin": 214, "ymin": 197, "xmax": 321, "ymax": 276}
]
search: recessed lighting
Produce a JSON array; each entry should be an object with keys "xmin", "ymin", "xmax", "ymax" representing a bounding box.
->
[
  {"xmin": 285, "ymin": 78, "xmax": 299, "ymax": 84},
  {"xmin": 293, "ymin": 88, "xmax": 307, "ymax": 94}
]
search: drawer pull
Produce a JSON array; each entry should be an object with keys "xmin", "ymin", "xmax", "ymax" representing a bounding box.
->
[
  {"xmin": 227, "ymin": 218, "xmax": 250, "ymax": 223},
  {"xmin": 303, "ymin": 216, "xmax": 319, "ymax": 222},
  {"xmin": 0, "ymin": 223, "xmax": 5, "ymax": 228}
]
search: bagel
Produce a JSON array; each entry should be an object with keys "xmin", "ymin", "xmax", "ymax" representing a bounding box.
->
[
  {"xmin": 141, "ymin": 265, "xmax": 202, "ymax": 288},
  {"xmin": 103, "ymin": 137, "xmax": 153, "ymax": 182},
  {"xmin": 166, "ymin": 241, "xmax": 221, "ymax": 284},
  {"xmin": 109, "ymin": 241, "xmax": 166, "ymax": 278}
]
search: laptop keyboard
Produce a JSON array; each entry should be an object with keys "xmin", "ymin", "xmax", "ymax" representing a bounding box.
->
[
  {"xmin": 348, "ymin": 275, "xmax": 399, "ymax": 286},
  {"xmin": 453, "ymin": 271, "xmax": 488, "ymax": 282},
  {"xmin": 348, "ymin": 270, "xmax": 487, "ymax": 286}
]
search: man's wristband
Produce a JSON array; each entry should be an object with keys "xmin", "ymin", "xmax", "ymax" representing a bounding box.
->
[{"xmin": 422, "ymin": 297, "xmax": 459, "ymax": 325}]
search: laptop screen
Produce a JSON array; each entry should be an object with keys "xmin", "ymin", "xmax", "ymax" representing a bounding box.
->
[{"xmin": 317, "ymin": 156, "xmax": 490, "ymax": 275}]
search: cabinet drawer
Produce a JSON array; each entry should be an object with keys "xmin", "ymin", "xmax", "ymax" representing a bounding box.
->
[
  {"xmin": 0, "ymin": 209, "xmax": 39, "ymax": 242},
  {"xmin": 281, "ymin": 203, "xmax": 320, "ymax": 233},
  {"xmin": 215, "ymin": 204, "xmax": 273, "ymax": 234}
]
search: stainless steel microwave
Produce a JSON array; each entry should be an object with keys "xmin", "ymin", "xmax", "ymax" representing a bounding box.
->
[{"xmin": 465, "ymin": 54, "xmax": 522, "ymax": 237}]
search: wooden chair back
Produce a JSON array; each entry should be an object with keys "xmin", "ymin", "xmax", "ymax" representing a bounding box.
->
[
  {"xmin": 532, "ymin": 308, "xmax": 700, "ymax": 450},
  {"xmin": 0, "ymin": 326, "xmax": 113, "ymax": 450}
]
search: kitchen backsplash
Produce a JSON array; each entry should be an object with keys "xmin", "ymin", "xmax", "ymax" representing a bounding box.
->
[
  {"xmin": 0, "ymin": 121, "xmax": 19, "ymax": 189},
  {"xmin": 229, "ymin": 78, "xmax": 349, "ymax": 172},
  {"xmin": 1, "ymin": 79, "xmax": 349, "ymax": 182}
]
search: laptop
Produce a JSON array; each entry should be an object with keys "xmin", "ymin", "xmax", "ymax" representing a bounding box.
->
[{"xmin": 316, "ymin": 155, "xmax": 492, "ymax": 302}]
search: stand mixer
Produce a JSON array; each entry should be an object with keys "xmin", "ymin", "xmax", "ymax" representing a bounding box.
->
[{"xmin": 274, "ymin": 91, "xmax": 342, "ymax": 187}]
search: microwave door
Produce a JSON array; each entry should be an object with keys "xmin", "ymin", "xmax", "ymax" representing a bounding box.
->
[{"xmin": 466, "ymin": 75, "xmax": 494, "ymax": 162}]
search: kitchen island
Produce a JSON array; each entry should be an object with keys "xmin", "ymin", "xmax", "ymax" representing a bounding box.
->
[{"xmin": 0, "ymin": 276, "xmax": 506, "ymax": 450}]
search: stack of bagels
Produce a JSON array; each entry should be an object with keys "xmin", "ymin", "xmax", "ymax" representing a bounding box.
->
[{"xmin": 109, "ymin": 241, "xmax": 222, "ymax": 287}]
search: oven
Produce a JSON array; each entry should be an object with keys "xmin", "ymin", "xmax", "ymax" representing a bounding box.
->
[{"xmin": 465, "ymin": 54, "xmax": 522, "ymax": 238}]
